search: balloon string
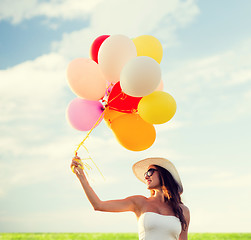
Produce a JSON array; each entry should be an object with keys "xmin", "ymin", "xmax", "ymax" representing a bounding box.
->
[
  {"xmin": 107, "ymin": 105, "xmax": 138, "ymax": 114},
  {"xmin": 74, "ymin": 108, "xmax": 107, "ymax": 180},
  {"xmin": 82, "ymin": 144, "xmax": 105, "ymax": 181},
  {"xmin": 74, "ymin": 108, "xmax": 107, "ymax": 154},
  {"xmin": 106, "ymin": 92, "xmax": 123, "ymax": 105},
  {"xmin": 105, "ymin": 88, "xmax": 138, "ymax": 113},
  {"xmin": 73, "ymin": 83, "xmax": 115, "ymax": 180}
]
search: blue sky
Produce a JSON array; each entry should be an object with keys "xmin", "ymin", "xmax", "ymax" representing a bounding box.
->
[
  {"xmin": 0, "ymin": 0, "xmax": 251, "ymax": 233},
  {"xmin": 0, "ymin": 17, "xmax": 88, "ymax": 69}
]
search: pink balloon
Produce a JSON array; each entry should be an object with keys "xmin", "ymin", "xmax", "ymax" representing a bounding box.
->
[
  {"xmin": 66, "ymin": 98, "xmax": 104, "ymax": 131},
  {"xmin": 67, "ymin": 58, "xmax": 107, "ymax": 101}
]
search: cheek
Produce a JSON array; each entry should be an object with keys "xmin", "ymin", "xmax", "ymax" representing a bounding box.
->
[
  {"xmin": 152, "ymin": 174, "xmax": 161, "ymax": 185},
  {"xmin": 155, "ymin": 176, "xmax": 161, "ymax": 185}
]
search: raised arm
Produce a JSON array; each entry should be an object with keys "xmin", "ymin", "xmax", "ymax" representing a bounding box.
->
[{"xmin": 71, "ymin": 158, "xmax": 143, "ymax": 215}]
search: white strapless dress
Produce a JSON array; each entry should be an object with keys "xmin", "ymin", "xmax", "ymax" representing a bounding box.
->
[{"xmin": 138, "ymin": 212, "xmax": 182, "ymax": 240}]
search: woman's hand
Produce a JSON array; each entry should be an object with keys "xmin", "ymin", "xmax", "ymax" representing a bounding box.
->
[{"xmin": 71, "ymin": 156, "xmax": 84, "ymax": 177}]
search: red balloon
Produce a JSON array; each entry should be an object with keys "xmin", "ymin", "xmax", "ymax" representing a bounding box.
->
[
  {"xmin": 90, "ymin": 35, "xmax": 110, "ymax": 63},
  {"xmin": 107, "ymin": 82, "xmax": 142, "ymax": 113}
]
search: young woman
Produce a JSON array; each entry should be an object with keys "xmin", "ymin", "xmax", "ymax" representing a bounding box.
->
[{"xmin": 71, "ymin": 157, "xmax": 190, "ymax": 240}]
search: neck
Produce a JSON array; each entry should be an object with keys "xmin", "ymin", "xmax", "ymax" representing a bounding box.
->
[{"xmin": 151, "ymin": 188, "xmax": 165, "ymax": 202}]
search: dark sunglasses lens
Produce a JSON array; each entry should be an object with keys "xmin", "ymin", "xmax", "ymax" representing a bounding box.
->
[
  {"xmin": 148, "ymin": 169, "xmax": 154, "ymax": 177},
  {"xmin": 145, "ymin": 169, "xmax": 155, "ymax": 178}
]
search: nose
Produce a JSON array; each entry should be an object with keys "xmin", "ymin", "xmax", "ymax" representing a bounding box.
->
[{"xmin": 144, "ymin": 174, "xmax": 150, "ymax": 180}]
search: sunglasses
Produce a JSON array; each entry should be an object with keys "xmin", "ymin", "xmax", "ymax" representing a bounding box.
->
[{"xmin": 144, "ymin": 168, "xmax": 158, "ymax": 178}]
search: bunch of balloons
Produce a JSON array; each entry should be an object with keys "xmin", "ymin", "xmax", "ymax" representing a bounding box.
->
[{"xmin": 66, "ymin": 34, "xmax": 176, "ymax": 151}]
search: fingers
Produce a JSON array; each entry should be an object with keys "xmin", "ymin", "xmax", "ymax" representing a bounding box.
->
[
  {"xmin": 71, "ymin": 155, "xmax": 85, "ymax": 176},
  {"xmin": 71, "ymin": 164, "xmax": 82, "ymax": 172},
  {"xmin": 71, "ymin": 157, "xmax": 82, "ymax": 165},
  {"xmin": 71, "ymin": 160, "xmax": 80, "ymax": 166},
  {"xmin": 71, "ymin": 158, "xmax": 84, "ymax": 175},
  {"xmin": 71, "ymin": 163, "xmax": 80, "ymax": 173},
  {"xmin": 72, "ymin": 165, "xmax": 84, "ymax": 176}
]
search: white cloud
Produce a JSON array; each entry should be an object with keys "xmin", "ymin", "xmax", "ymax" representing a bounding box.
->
[
  {"xmin": 0, "ymin": 0, "xmax": 199, "ymax": 30},
  {"xmin": 0, "ymin": 206, "xmax": 137, "ymax": 232},
  {"xmin": 230, "ymin": 69, "xmax": 251, "ymax": 85},
  {"xmin": 52, "ymin": 0, "xmax": 200, "ymax": 58},
  {"xmin": 211, "ymin": 173, "xmax": 251, "ymax": 188},
  {"xmin": 51, "ymin": 28, "xmax": 96, "ymax": 59},
  {"xmin": 170, "ymin": 40, "xmax": 251, "ymax": 89},
  {"xmin": 0, "ymin": 134, "xmax": 71, "ymax": 193},
  {"xmin": 155, "ymin": 120, "xmax": 186, "ymax": 132},
  {"xmin": 0, "ymin": 53, "xmax": 68, "ymax": 122},
  {"xmin": 0, "ymin": 0, "xmax": 103, "ymax": 24},
  {"xmin": 189, "ymin": 204, "xmax": 251, "ymax": 232},
  {"xmin": 0, "ymin": 0, "xmax": 37, "ymax": 24},
  {"xmin": 91, "ymin": 0, "xmax": 198, "ymax": 35},
  {"xmin": 0, "ymin": 53, "xmax": 71, "ymax": 197},
  {"xmin": 164, "ymin": 38, "xmax": 251, "ymax": 124},
  {"xmin": 36, "ymin": 0, "xmax": 103, "ymax": 19}
]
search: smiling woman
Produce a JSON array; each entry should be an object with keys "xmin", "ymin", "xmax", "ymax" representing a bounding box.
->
[{"xmin": 71, "ymin": 156, "xmax": 190, "ymax": 240}]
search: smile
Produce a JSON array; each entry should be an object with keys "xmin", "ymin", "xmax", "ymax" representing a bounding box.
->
[{"xmin": 146, "ymin": 180, "xmax": 152, "ymax": 185}]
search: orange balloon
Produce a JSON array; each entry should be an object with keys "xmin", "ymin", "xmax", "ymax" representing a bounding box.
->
[
  {"xmin": 111, "ymin": 114, "xmax": 156, "ymax": 151},
  {"xmin": 104, "ymin": 107, "xmax": 125, "ymax": 128}
]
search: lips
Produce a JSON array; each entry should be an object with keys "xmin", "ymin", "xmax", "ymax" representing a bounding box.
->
[{"xmin": 146, "ymin": 180, "xmax": 152, "ymax": 185}]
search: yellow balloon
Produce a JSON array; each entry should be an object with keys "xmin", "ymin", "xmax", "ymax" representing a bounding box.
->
[
  {"xmin": 111, "ymin": 114, "xmax": 156, "ymax": 151},
  {"xmin": 138, "ymin": 91, "xmax": 176, "ymax": 124},
  {"xmin": 104, "ymin": 107, "xmax": 125, "ymax": 128},
  {"xmin": 133, "ymin": 35, "xmax": 163, "ymax": 64}
]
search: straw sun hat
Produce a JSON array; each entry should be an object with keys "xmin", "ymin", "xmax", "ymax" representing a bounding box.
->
[{"xmin": 132, "ymin": 157, "xmax": 183, "ymax": 194}]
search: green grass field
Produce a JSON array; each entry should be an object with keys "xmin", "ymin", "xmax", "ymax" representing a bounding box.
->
[{"xmin": 0, "ymin": 233, "xmax": 251, "ymax": 240}]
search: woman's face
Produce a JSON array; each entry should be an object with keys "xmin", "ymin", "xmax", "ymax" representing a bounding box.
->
[{"xmin": 144, "ymin": 165, "xmax": 161, "ymax": 190}]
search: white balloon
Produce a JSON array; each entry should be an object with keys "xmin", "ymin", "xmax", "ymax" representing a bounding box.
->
[
  {"xmin": 98, "ymin": 34, "xmax": 137, "ymax": 83},
  {"xmin": 120, "ymin": 56, "xmax": 161, "ymax": 97}
]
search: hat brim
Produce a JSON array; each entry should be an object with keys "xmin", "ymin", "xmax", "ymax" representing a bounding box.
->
[{"xmin": 132, "ymin": 157, "xmax": 183, "ymax": 194}]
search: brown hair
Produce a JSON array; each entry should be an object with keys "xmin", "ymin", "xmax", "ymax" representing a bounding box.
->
[{"xmin": 152, "ymin": 165, "xmax": 187, "ymax": 231}]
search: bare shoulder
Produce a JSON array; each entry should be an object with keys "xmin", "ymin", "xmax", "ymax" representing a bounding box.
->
[
  {"xmin": 180, "ymin": 203, "xmax": 189, "ymax": 213},
  {"xmin": 180, "ymin": 203, "xmax": 190, "ymax": 223},
  {"xmin": 127, "ymin": 195, "xmax": 147, "ymax": 204},
  {"xmin": 127, "ymin": 195, "xmax": 148, "ymax": 216}
]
